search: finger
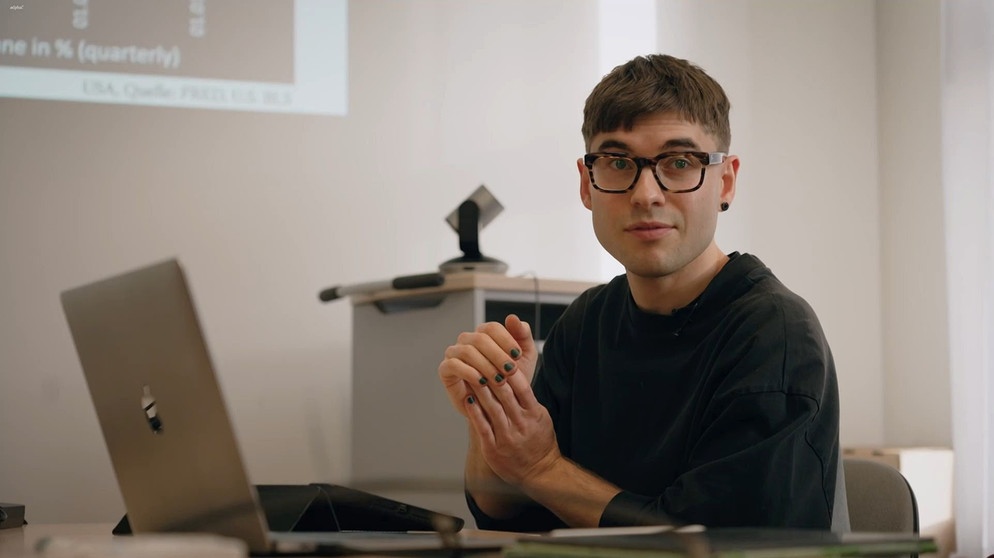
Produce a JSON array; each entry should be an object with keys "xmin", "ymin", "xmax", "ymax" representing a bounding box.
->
[
  {"xmin": 486, "ymin": 371, "xmax": 526, "ymax": 426},
  {"xmin": 443, "ymin": 340, "xmax": 502, "ymax": 386},
  {"xmin": 438, "ymin": 358, "xmax": 489, "ymax": 411},
  {"xmin": 505, "ymin": 370, "xmax": 542, "ymax": 411},
  {"xmin": 460, "ymin": 327, "xmax": 519, "ymax": 383},
  {"xmin": 503, "ymin": 315, "xmax": 540, "ymax": 382},
  {"xmin": 464, "ymin": 394, "xmax": 495, "ymax": 445},
  {"xmin": 471, "ymin": 381, "xmax": 510, "ymax": 439},
  {"xmin": 449, "ymin": 379, "xmax": 484, "ymax": 418},
  {"xmin": 504, "ymin": 314, "xmax": 537, "ymax": 357}
]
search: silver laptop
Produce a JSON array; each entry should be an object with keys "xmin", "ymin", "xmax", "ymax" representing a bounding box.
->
[{"xmin": 60, "ymin": 259, "xmax": 498, "ymax": 555}]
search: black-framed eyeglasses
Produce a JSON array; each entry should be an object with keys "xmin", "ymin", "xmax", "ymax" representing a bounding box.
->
[{"xmin": 583, "ymin": 151, "xmax": 727, "ymax": 193}]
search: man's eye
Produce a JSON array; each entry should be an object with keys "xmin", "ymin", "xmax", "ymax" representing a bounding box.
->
[
  {"xmin": 662, "ymin": 156, "xmax": 696, "ymax": 170},
  {"xmin": 610, "ymin": 159, "xmax": 631, "ymax": 170}
]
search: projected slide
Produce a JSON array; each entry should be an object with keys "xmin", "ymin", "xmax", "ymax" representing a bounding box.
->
[{"xmin": 0, "ymin": 0, "xmax": 347, "ymax": 115}]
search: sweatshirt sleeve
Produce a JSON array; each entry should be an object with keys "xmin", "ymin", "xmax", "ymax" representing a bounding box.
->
[{"xmin": 465, "ymin": 490, "xmax": 565, "ymax": 532}]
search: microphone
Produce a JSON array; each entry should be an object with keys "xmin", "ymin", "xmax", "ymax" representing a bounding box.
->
[{"xmin": 318, "ymin": 272, "xmax": 445, "ymax": 303}]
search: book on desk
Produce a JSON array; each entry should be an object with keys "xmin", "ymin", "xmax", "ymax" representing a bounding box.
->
[{"xmin": 505, "ymin": 527, "xmax": 937, "ymax": 558}]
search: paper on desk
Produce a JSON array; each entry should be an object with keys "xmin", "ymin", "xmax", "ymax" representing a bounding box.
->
[{"xmin": 547, "ymin": 524, "xmax": 706, "ymax": 538}]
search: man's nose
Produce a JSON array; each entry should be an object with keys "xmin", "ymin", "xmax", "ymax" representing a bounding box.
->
[{"xmin": 630, "ymin": 166, "xmax": 665, "ymax": 207}]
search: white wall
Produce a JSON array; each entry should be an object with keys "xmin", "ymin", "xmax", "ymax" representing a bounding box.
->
[
  {"xmin": 0, "ymin": 0, "xmax": 950, "ymax": 524},
  {"xmin": 876, "ymin": 0, "xmax": 950, "ymax": 447}
]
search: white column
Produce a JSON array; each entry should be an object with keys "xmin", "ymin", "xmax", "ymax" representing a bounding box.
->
[
  {"xmin": 595, "ymin": 0, "xmax": 657, "ymax": 281},
  {"xmin": 942, "ymin": 1, "xmax": 994, "ymax": 556}
]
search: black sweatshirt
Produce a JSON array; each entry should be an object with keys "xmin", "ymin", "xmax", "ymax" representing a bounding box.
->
[{"xmin": 468, "ymin": 253, "xmax": 840, "ymax": 531}]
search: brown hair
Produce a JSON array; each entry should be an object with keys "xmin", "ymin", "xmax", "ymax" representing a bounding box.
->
[{"xmin": 581, "ymin": 54, "xmax": 731, "ymax": 151}]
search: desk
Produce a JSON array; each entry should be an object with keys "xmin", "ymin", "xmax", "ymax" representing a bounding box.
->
[
  {"xmin": 0, "ymin": 524, "xmax": 115, "ymax": 556},
  {"xmin": 0, "ymin": 524, "xmax": 936, "ymax": 557},
  {"xmin": 0, "ymin": 524, "xmax": 512, "ymax": 557}
]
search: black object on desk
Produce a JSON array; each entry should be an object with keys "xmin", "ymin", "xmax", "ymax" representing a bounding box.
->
[
  {"xmin": 112, "ymin": 483, "xmax": 464, "ymax": 535},
  {"xmin": 0, "ymin": 503, "xmax": 25, "ymax": 530}
]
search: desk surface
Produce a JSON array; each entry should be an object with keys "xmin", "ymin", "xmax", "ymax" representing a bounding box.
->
[
  {"xmin": 0, "ymin": 524, "xmax": 512, "ymax": 557},
  {"xmin": 351, "ymin": 271, "xmax": 598, "ymax": 305},
  {"xmin": 1, "ymin": 524, "xmax": 937, "ymax": 557},
  {"xmin": 0, "ymin": 523, "xmax": 115, "ymax": 556}
]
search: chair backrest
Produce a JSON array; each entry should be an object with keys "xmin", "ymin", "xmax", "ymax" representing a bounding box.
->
[
  {"xmin": 844, "ymin": 457, "xmax": 919, "ymax": 533},
  {"xmin": 832, "ymin": 451, "xmax": 851, "ymax": 533}
]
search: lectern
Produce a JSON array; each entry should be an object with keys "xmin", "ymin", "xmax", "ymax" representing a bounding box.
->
[{"xmin": 350, "ymin": 272, "xmax": 597, "ymax": 526}]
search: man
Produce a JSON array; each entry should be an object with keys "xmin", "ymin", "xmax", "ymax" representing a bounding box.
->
[{"xmin": 437, "ymin": 54, "xmax": 840, "ymax": 531}]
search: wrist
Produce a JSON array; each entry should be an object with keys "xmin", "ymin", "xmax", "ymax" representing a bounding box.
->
[
  {"xmin": 519, "ymin": 449, "xmax": 565, "ymax": 491},
  {"xmin": 518, "ymin": 457, "xmax": 623, "ymax": 528}
]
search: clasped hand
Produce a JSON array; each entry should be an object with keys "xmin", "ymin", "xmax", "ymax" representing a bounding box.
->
[{"xmin": 438, "ymin": 314, "xmax": 561, "ymax": 486}]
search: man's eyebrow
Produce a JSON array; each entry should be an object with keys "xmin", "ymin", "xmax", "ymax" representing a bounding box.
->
[
  {"xmin": 660, "ymin": 137, "xmax": 701, "ymax": 150},
  {"xmin": 593, "ymin": 139, "xmax": 630, "ymax": 152},
  {"xmin": 592, "ymin": 137, "xmax": 702, "ymax": 153}
]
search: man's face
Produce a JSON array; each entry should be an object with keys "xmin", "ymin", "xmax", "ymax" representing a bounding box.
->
[{"xmin": 578, "ymin": 112, "xmax": 738, "ymax": 280}]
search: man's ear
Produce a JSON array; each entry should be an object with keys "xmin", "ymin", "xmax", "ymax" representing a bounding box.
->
[
  {"xmin": 720, "ymin": 155, "xmax": 740, "ymax": 207},
  {"xmin": 578, "ymin": 158, "xmax": 592, "ymax": 210}
]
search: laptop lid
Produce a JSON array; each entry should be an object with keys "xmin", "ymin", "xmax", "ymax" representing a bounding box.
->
[{"xmin": 61, "ymin": 259, "xmax": 272, "ymax": 554}]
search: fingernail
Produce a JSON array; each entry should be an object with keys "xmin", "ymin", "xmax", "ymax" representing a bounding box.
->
[
  {"xmin": 503, "ymin": 362, "xmax": 514, "ymax": 372},
  {"xmin": 494, "ymin": 373, "xmax": 504, "ymax": 383},
  {"xmin": 467, "ymin": 396, "xmax": 475, "ymax": 404},
  {"xmin": 510, "ymin": 348, "xmax": 521, "ymax": 359},
  {"xmin": 478, "ymin": 376, "xmax": 488, "ymax": 385}
]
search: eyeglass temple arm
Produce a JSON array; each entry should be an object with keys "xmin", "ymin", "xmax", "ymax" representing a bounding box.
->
[{"xmin": 708, "ymin": 152, "xmax": 726, "ymax": 164}]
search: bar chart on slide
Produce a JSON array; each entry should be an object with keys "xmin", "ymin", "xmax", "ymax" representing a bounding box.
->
[{"xmin": 0, "ymin": 0, "xmax": 347, "ymax": 114}]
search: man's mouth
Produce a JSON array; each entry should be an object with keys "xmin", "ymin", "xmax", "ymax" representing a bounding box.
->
[{"xmin": 625, "ymin": 221, "xmax": 673, "ymax": 240}]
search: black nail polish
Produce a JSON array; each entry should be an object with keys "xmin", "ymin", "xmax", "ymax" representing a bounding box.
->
[
  {"xmin": 510, "ymin": 348, "xmax": 521, "ymax": 359},
  {"xmin": 503, "ymin": 362, "xmax": 514, "ymax": 372},
  {"xmin": 467, "ymin": 396, "xmax": 475, "ymax": 404},
  {"xmin": 478, "ymin": 377, "xmax": 488, "ymax": 385},
  {"xmin": 494, "ymin": 373, "xmax": 504, "ymax": 383}
]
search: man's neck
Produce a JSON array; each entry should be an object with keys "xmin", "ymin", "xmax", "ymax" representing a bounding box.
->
[{"xmin": 627, "ymin": 245, "xmax": 730, "ymax": 315}]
